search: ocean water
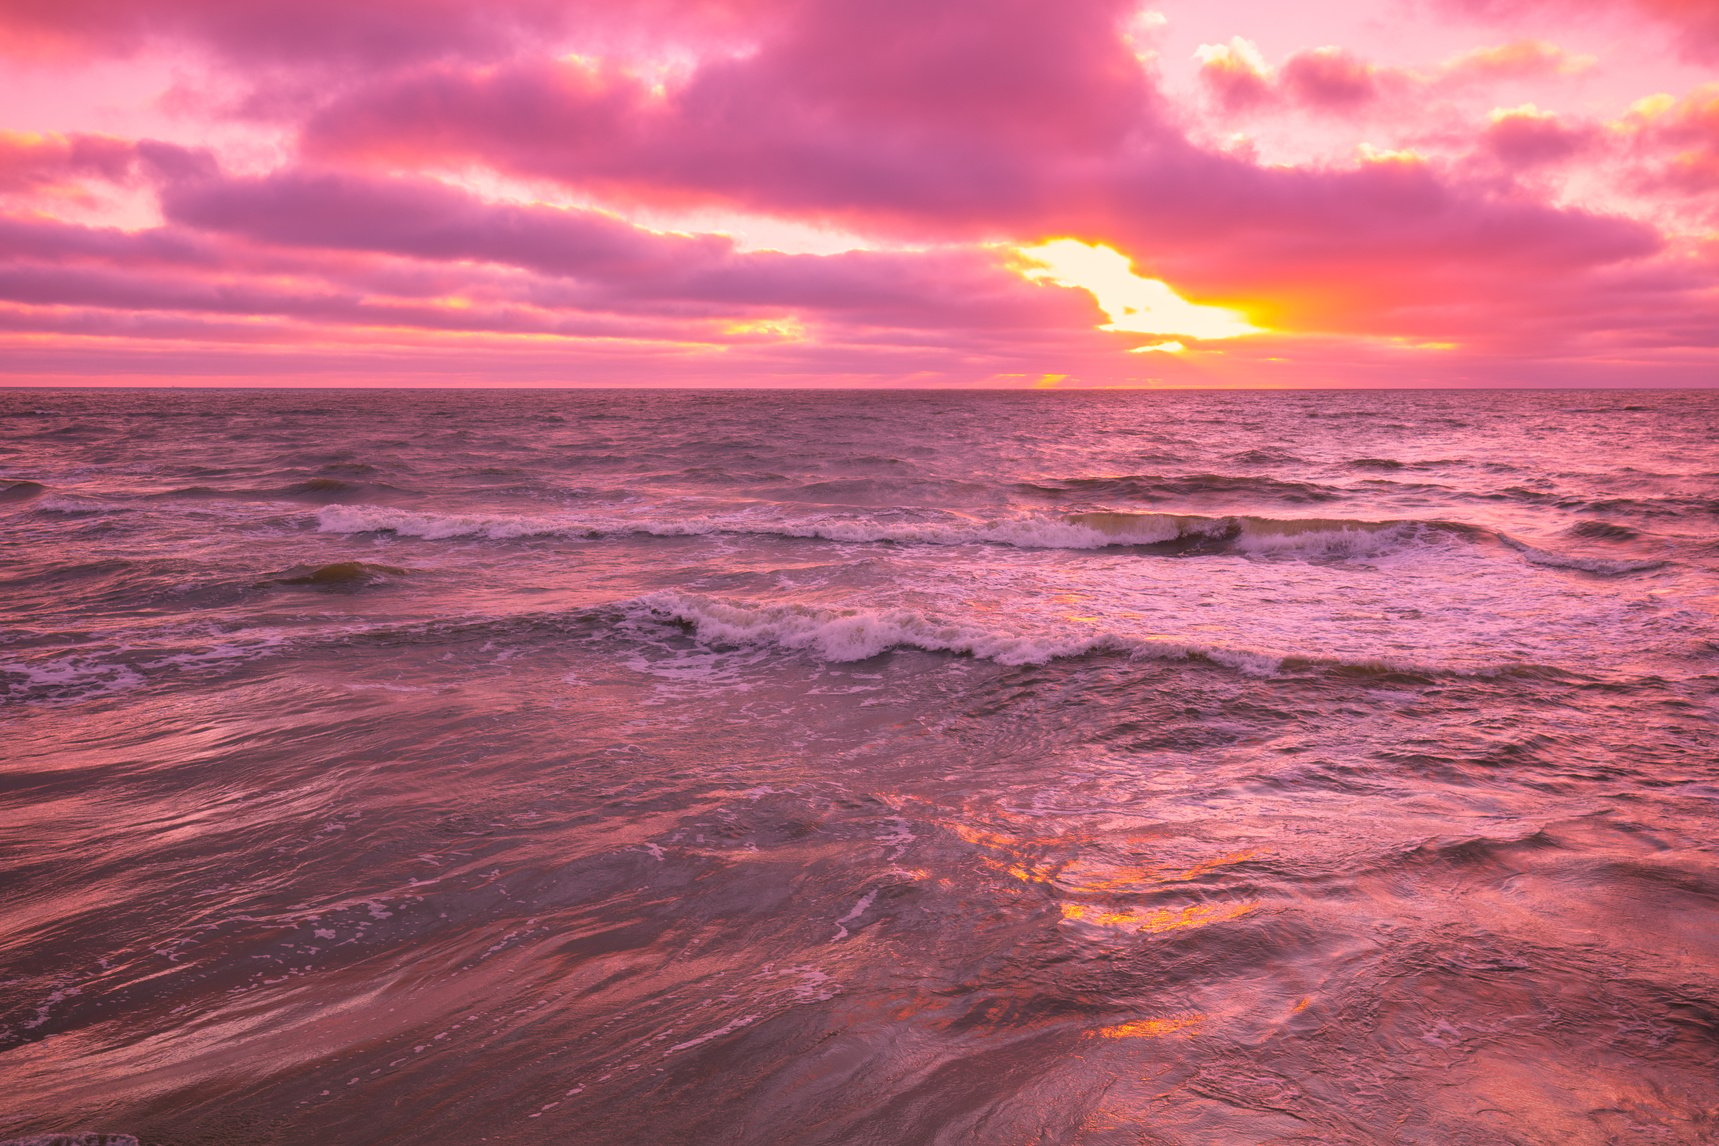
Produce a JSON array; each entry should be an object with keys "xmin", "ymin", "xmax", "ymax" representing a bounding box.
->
[{"xmin": 2, "ymin": 388, "xmax": 1717, "ymax": 1146}]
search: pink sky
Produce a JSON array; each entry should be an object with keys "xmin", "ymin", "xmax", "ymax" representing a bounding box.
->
[{"xmin": 0, "ymin": 0, "xmax": 1715, "ymax": 387}]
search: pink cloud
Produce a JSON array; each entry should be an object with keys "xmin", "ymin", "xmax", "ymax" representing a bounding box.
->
[
  {"xmin": 134, "ymin": 158, "xmax": 1095, "ymax": 330},
  {"xmin": 1279, "ymin": 47, "xmax": 1379, "ymax": 110},
  {"xmin": 0, "ymin": 144, "xmax": 1114, "ymax": 384},
  {"xmin": 0, "ymin": 0, "xmax": 781, "ymax": 67},
  {"xmin": 1438, "ymin": 39, "xmax": 1593, "ymax": 83},
  {"xmin": 1195, "ymin": 38, "xmax": 1276, "ymax": 112},
  {"xmin": 0, "ymin": 131, "xmax": 134, "ymax": 192},
  {"xmin": 152, "ymin": 161, "xmax": 734, "ymax": 280},
  {"xmin": 296, "ymin": 10, "xmax": 1661, "ymax": 351},
  {"xmin": 1626, "ymin": 85, "xmax": 1719, "ymax": 197},
  {"xmin": 1481, "ymin": 107, "xmax": 1600, "ymax": 167},
  {"xmin": 1445, "ymin": 0, "xmax": 1719, "ymax": 62},
  {"xmin": 1195, "ymin": 37, "xmax": 1590, "ymax": 119}
]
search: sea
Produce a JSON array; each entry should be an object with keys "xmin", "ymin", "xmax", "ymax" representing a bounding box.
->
[{"xmin": 2, "ymin": 387, "xmax": 1717, "ymax": 1146}]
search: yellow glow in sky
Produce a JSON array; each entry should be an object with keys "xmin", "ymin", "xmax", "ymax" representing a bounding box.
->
[{"xmin": 1016, "ymin": 239, "xmax": 1260, "ymax": 342}]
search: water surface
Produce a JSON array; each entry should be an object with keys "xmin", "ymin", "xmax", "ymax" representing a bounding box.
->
[{"xmin": 3, "ymin": 389, "xmax": 1718, "ymax": 1145}]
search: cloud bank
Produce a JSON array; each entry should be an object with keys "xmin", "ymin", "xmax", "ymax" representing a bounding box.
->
[{"xmin": 0, "ymin": 0, "xmax": 1713, "ymax": 385}]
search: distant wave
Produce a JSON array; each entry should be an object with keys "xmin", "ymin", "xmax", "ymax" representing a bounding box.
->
[
  {"xmin": 1497, "ymin": 536, "xmax": 1666, "ymax": 576},
  {"xmin": 316, "ymin": 503, "xmax": 1672, "ymax": 576},
  {"xmin": 265, "ymin": 560, "xmax": 408, "ymax": 588},
  {"xmin": 316, "ymin": 504, "xmax": 1452, "ymax": 561}
]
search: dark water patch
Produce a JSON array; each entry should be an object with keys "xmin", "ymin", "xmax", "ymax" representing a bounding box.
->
[
  {"xmin": 278, "ymin": 477, "xmax": 410, "ymax": 503},
  {"xmin": 1557, "ymin": 494, "xmax": 1719, "ymax": 519},
  {"xmin": 153, "ymin": 477, "xmax": 413, "ymax": 505},
  {"xmin": 635, "ymin": 466, "xmax": 792, "ymax": 487},
  {"xmin": 1347, "ymin": 457, "xmax": 1474, "ymax": 471},
  {"xmin": 840, "ymin": 453, "xmax": 911, "ymax": 470},
  {"xmin": 1016, "ymin": 473, "xmax": 1344, "ymax": 504},
  {"xmin": 1353, "ymin": 477, "xmax": 1451, "ymax": 494},
  {"xmin": 266, "ymin": 561, "xmax": 408, "ymax": 589},
  {"xmin": 1227, "ymin": 448, "xmax": 1305, "ymax": 465},
  {"xmin": 1399, "ymin": 829, "xmax": 1562, "ymax": 872},
  {"xmin": 778, "ymin": 477, "xmax": 994, "ymax": 506},
  {"xmin": 1566, "ymin": 520, "xmax": 1642, "ymax": 542},
  {"xmin": 1248, "ymin": 757, "xmax": 1405, "ymax": 795},
  {"xmin": 0, "ymin": 557, "xmax": 141, "ymax": 592},
  {"xmin": 0, "ymin": 560, "xmax": 179, "ymax": 621},
  {"xmin": 0, "ymin": 480, "xmax": 46, "ymax": 503}
]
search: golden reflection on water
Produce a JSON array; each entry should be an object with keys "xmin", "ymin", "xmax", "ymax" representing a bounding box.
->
[
  {"xmin": 1060, "ymin": 901, "xmax": 1258, "ymax": 932},
  {"xmin": 1041, "ymin": 849, "xmax": 1260, "ymax": 892},
  {"xmin": 1091, "ymin": 1013, "xmax": 1206, "ymax": 1039},
  {"xmin": 949, "ymin": 820, "xmax": 1263, "ymax": 936}
]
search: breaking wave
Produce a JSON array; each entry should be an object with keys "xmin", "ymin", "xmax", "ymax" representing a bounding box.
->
[
  {"xmin": 317, "ymin": 504, "xmax": 1671, "ymax": 574},
  {"xmin": 624, "ymin": 590, "xmax": 1289, "ymax": 673},
  {"xmin": 613, "ymin": 591, "xmax": 1582, "ymax": 681},
  {"xmin": 316, "ymin": 504, "xmax": 1454, "ymax": 561}
]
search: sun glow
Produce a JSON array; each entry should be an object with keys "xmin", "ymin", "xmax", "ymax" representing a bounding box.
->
[{"xmin": 1015, "ymin": 239, "xmax": 1261, "ymax": 342}]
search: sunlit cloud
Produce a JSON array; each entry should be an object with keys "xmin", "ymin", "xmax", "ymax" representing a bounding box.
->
[{"xmin": 1015, "ymin": 239, "xmax": 1260, "ymax": 343}]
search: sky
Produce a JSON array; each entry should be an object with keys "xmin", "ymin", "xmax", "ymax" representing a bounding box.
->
[{"xmin": 0, "ymin": 0, "xmax": 1716, "ymax": 387}]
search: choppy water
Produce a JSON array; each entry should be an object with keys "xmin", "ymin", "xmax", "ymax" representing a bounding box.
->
[{"xmin": 3, "ymin": 388, "xmax": 1718, "ymax": 1146}]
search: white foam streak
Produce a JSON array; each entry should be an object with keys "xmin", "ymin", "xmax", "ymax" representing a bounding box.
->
[{"xmin": 0, "ymin": 656, "xmax": 146, "ymax": 703}]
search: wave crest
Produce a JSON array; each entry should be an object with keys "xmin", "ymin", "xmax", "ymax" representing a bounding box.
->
[
  {"xmin": 622, "ymin": 590, "xmax": 1284, "ymax": 672},
  {"xmin": 316, "ymin": 504, "xmax": 1442, "ymax": 561}
]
